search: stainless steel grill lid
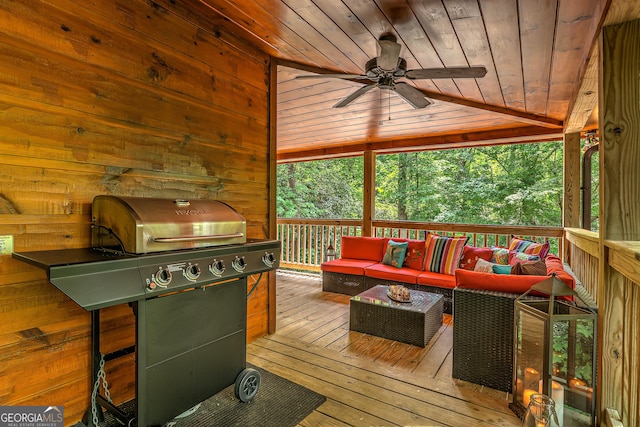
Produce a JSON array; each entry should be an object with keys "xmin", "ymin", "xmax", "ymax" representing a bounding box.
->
[{"xmin": 91, "ymin": 195, "xmax": 246, "ymax": 253}]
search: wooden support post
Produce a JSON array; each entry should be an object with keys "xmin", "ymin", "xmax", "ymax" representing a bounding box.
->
[
  {"xmin": 268, "ymin": 58, "xmax": 278, "ymax": 334},
  {"xmin": 598, "ymin": 18, "xmax": 640, "ymax": 426},
  {"xmin": 563, "ymin": 132, "xmax": 581, "ymax": 262},
  {"xmin": 363, "ymin": 150, "xmax": 376, "ymax": 237}
]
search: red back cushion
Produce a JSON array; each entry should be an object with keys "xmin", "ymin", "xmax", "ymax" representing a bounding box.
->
[{"xmin": 340, "ymin": 236, "xmax": 386, "ymax": 262}]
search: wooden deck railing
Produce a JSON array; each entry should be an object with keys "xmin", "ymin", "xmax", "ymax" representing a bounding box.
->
[
  {"xmin": 277, "ymin": 218, "xmax": 563, "ymax": 271},
  {"xmin": 564, "ymin": 225, "xmax": 640, "ymax": 427},
  {"xmin": 277, "ymin": 218, "xmax": 362, "ymax": 271},
  {"xmin": 565, "ymin": 228, "xmax": 600, "ymax": 303}
]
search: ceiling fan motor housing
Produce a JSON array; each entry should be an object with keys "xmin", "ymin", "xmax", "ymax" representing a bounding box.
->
[{"xmin": 365, "ymin": 57, "xmax": 407, "ymax": 80}]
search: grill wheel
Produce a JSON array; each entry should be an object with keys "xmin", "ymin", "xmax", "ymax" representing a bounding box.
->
[{"xmin": 234, "ymin": 368, "xmax": 261, "ymax": 402}]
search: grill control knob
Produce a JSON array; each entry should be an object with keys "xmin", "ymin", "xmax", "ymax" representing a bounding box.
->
[
  {"xmin": 209, "ymin": 259, "xmax": 225, "ymax": 276},
  {"xmin": 232, "ymin": 256, "xmax": 247, "ymax": 272},
  {"xmin": 184, "ymin": 263, "xmax": 201, "ymax": 281},
  {"xmin": 262, "ymin": 252, "xmax": 276, "ymax": 267},
  {"xmin": 155, "ymin": 268, "xmax": 172, "ymax": 287}
]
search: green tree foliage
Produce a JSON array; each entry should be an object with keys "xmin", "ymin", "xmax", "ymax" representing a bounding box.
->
[
  {"xmin": 584, "ymin": 148, "xmax": 600, "ymax": 232},
  {"xmin": 378, "ymin": 142, "xmax": 564, "ymax": 225},
  {"xmin": 277, "ymin": 157, "xmax": 363, "ymax": 218},
  {"xmin": 278, "ymin": 142, "xmax": 566, "ymax": 226},
  {"xmin": 553, "ymin": 320, "xmax": 595, "ymax": 384}
]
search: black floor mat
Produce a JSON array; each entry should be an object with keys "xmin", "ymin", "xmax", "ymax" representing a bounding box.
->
[{"xmin": 73, "ymin": 365, "xmax": 326, "ymax": 427}]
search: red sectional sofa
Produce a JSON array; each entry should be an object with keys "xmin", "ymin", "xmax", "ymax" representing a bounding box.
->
[
  {"xmin": 321, "ymin": 234, "xmax": 579, "ymax": 392},
  {"xmin": 320, "ymin": 235, "xmax": 574, "ymax": 315}
]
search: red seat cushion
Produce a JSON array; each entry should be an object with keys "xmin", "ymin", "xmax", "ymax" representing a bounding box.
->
[
  {"xmin": 321, "ymin": 259, "xmax": 377, "ymax": 275},
  {"xmin": 364, "ymin": 263, "xmax": 420, "ymax": 284},
  {"xmin": 417, "ymin": 270, "xmax": 456, "ymax": 289},
  {"xmin": 340, "ymin": 236, "xmax": 387, "ymax": 262}
]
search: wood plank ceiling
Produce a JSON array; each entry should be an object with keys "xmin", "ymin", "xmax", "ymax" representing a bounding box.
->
[{"xmin": 193, "ymin": 0, "xmax": 627, "ymax": 162}]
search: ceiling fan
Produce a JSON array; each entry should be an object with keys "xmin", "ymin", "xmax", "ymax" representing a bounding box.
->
[{"xmin": 296, "ymin": 33, "xmax": 487, "ymax": 109}]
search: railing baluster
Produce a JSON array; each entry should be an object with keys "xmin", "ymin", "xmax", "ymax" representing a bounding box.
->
[{"xmin": 303, "ymin": 224, "xmax": 309, "ymax": 266}]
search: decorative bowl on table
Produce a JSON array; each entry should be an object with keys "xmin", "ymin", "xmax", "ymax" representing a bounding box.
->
[{"xmin": 387, "ymin": 284, "xmax": 411, "ymax": 302}]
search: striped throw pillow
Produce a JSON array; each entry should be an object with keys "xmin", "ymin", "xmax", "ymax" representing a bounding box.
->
[
  {"xmin": 508, "ymin": 235, "xmax": 550, "ymax": 258},
  {"xmin": 423, "ymin": 234, "xmax": 468, "ymax": 275}
]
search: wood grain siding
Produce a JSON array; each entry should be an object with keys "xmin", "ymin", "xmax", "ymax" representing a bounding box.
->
[
  {"xmin": 599, "ymin": 17, "xmax": 640, "ymax": 426},
  {"xmin": 0, "ymin": 0, "xmax": 271, "ymax": 424}
]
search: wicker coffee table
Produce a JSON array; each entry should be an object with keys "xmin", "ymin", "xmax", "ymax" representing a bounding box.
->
[{"xmin": 349, "ymin": 285, "xmax": 443, "ymax": 347}]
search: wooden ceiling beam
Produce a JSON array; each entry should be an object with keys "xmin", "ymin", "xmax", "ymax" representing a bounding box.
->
[
  {"xmin": 564, "ymin": 0, "xmax": 640, "ymax": 134},
  {"xmin": 277, "ymin": 59, "xmax": 563, "ymax": 130},
  {"xmin": 420, "ymin": 90, "xmax": 562, "ymax": 129},
  {"xmin": 277, "ymin": 126, "xmax": 563, "ymax": 163},
  {"xmin": 564, "ymin": 46, "xmax": 599, "ymax": 134}
]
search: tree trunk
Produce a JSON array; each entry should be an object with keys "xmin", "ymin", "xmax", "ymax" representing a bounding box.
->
[{"xmin": 397, "ymin": 153, "xmax": 408, "ymax": 220}]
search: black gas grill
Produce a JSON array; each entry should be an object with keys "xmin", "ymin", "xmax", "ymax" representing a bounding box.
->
[{"xmin": 13, "ymin": 196, "xmax": 280, "ymax": 427}]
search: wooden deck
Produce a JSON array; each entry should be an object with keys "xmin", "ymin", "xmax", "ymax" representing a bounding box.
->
[{"xmin": 247, "ymin": 271, "xmax": 521, "ymax": 426}]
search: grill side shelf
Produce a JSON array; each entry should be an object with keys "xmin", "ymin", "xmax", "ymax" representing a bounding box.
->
[
  {"xmin": 50, "ymin": 261, "xmax": 144, "ymax": 310},
  {"xmin": 13, "ymin": 249, "xmax": 143, "ymax": 311}
]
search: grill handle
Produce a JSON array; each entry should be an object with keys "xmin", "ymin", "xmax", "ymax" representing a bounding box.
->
[{"xmin": 151, "ymin": 233, "xmax": 244, "ymax": 243}]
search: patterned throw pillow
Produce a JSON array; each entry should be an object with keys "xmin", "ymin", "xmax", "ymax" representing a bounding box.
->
[
  {"xmin": 490, "ymin": 247, "xmax": 510, "ymax": 265},
  {"xmin": 459, "ymin": 245, "xmax": 494, "ymax": 270},
  {"xmin": 402, "ymin": 239, "xmax": 427, "ymax": 270},
  {"xmin": 474, "ymin": 258, "xmax": 496, "ymax": 273},
  {"xmin": 509, "ymin": 235, "xmax": 550, "ymax": 258},
  {"xmin": 382, "ymin": 240, "xmax": 408, "ymax": 268},
  {"xmin": 423, "ymin": 234, "xmax": 468, "ymax": 275},
  {"xmin": 509, "ymin": 251, "xmax": 540, "ymax": 265}
]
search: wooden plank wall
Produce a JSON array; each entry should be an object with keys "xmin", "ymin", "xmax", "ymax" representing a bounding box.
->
[{"xmin": 0, "ymin": 0, "xmax": 272, "ymax": 424}]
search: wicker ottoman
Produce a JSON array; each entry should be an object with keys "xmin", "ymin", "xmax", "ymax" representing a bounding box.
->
[{"xmin": 349, "ymin": 285, "xmax": 443, "ymax": 347}]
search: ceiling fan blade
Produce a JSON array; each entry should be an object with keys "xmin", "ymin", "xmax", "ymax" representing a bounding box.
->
[
  {"xmin": 376, "ymin": 35, "xmax": 402, "ymax": 71},
  {"xmin": 295, "ymin": 73, "xmax": 369, "ymax": 80},
  {"xmin": 392, "ymin": 82, "xmax": 432, "ymax": 109},
  {"xmin": 405, "ymin": 66, "xmax": 487, "ymax": 79},
  {"xmin": 334, "ymin": 84, "xmax": 377, "ymax": 108}
]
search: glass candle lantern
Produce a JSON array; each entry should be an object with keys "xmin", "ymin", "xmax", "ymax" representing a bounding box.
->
[
  {"xmin": 510, "ymin": 274, "xmax": 597, "ymax": 427},
  {"xmin": 326, "ymin": 243, "xmax": 336, "ymax": 262},
  {"xmin": 523, "ymin": 393, "xmax": 559, "ymax": 427}
]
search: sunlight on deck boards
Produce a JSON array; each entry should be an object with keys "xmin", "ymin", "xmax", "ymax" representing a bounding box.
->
[{"xmin": 246, "ymin": 270, "xmax": 521, "ymax": 426}]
